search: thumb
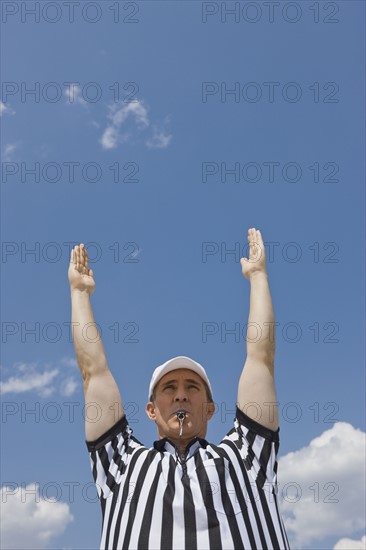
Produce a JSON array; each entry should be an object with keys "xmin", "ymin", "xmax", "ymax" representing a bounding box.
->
[{"xmin": 240, "ymin": 258, "xmax": 248, "ymax": 265}]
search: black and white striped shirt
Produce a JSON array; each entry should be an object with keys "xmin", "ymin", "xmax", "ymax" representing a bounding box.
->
[{"xmin": 86, "ymin": 407, "xmax": 290, "ymax": 549}]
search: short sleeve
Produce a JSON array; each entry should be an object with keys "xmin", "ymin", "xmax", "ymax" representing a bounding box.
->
[
  {"xmin": 231, "ymin": 406, "xmax": 280, "ymax": 490},
  {"xmin": 85, "ymin": 415, "xmax": 144, "ymax": 499}
]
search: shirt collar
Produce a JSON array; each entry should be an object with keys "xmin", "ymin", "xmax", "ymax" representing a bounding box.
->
[{"xmin": 153, "ymin": 436, "xmax": 208, "ymax": 457}]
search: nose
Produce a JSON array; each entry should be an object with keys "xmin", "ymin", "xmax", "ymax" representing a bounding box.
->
[
  {"xmin": 174, "ymin": 386, "xmax": 188, "ymax": 402},
  {"xmin": 174, "ymin": 395, "xmax": 187, "ymax": 402}
]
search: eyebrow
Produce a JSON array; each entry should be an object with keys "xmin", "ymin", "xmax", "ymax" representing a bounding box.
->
[{"xmin": 160, "ymin": 378, "xmax": 202, "ymax": 388}]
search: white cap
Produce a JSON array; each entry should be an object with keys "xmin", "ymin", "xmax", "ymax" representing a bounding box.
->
[{"xmin": 148, "ymin": 356, "xmax": 213, "ymax": 401}]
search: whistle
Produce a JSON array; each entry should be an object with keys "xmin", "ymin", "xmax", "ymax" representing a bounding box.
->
[{"xmin": 176, "ymin": 411, "xmax": 186, "ymax": 437}]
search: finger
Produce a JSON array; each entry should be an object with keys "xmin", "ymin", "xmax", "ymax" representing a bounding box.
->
[
  {"xmin": 249, "ymin": 229, "xmax": 256, "ymax": 253},
  {"xmin": 79, "ymin": 244, "xmax": 86, "ymax": 264},
  {"xmin": 81, "ymin": 249, "xmax": 87, "ymax": 266},
  {"xmin": 83, "ymin": 248, "xmax": 88, "ymax": 266},
  {"xmin": 79, "ymin": 244, "xmax": 84, "ymax": 262},
  {"xmin": 256, "ymin": 231, "xmax": 264, "ymax": 256},
  {"xmin": 89, "ymin": 268, "xmax": 94, "ymax": 277}
]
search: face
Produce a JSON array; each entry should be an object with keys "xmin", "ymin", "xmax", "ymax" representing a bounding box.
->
[{"xmin": 146, "ymin": 368, "xmax": 215, "ymax": 444}]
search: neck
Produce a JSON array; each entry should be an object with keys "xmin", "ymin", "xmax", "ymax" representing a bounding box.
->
[{"xmin": 169, "ymin": 434, "xmax": 201, "ymax": 456}]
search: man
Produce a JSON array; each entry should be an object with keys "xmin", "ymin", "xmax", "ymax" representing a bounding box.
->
[{"xmin": 68, "ymin": 227, "xmax": 290, "ymax": 549}]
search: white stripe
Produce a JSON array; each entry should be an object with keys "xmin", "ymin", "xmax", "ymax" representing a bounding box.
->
[
  {"xmin": 215, "ymin": 440, "xmax": 263, "ymax": 549},
  {"xmin": 128, "ymin": 454, "xmax": 162, "ymax": 548},
  {"xmin": 115, "ymin": 449, "xmax": 150, "ymax": 548},
  {"xmin": 147, "ymin": 472, "xmax": 166, "ymax": 549}
]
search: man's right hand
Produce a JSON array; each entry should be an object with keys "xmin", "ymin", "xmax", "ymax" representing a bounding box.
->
[
  {"xmin": 68, "ymin": 243, "xmax": 124, "ymax": 441},
  {"xmin": 68, "ymin": 244, "xmax": 96, "ymax": 295}
]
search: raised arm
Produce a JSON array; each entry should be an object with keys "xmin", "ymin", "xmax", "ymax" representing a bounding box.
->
[
  {"xmin": 68, "ymin": 244, "xmax": 124, "ymax": 441},
  {"xmin": 237, "ymin": 228, "xmax": 279, "ymax": 431}
]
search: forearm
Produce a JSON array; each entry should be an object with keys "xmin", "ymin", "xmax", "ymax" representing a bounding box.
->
[
  {"xmin": 71, "ymin": 289, "xmax": 108, "ymax": 378},
  {"xmin": 246, "ymin": 272, "xmax": 275, "ymax": 363}
]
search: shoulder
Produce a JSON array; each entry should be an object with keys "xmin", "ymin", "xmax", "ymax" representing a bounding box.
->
[
  {"xmin": 234, "ymin": 406, "xmax": 280, "ymax": 442},
  {"xmin": 86, "ymin": 414, "xmax": 144, "ymax": 452}
]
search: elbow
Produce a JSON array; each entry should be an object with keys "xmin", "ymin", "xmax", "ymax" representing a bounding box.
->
[{"xmin": 77, "ymin": 357, "xmax": 108, "ymax": 380}]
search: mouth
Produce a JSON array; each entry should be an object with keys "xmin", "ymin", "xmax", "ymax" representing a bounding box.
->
[{"xmin": 171, "ymin": 409, "xmax": 190, "ymax": 417}]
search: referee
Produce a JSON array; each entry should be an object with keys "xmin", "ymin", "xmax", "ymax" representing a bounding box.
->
[{"xmin": 68, "ymin": 227, "xmax": 290, "ymax": 550}]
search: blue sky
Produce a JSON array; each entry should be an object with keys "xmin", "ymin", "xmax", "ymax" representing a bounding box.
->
[{"xmin": 1, "ymin": 1, "xmax": 365, "ymax": 549}]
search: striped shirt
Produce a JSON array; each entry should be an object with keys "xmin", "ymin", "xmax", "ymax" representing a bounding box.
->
[{"xmin": 86, "ymin": 406, "xmax": 290, "ymax": 550}]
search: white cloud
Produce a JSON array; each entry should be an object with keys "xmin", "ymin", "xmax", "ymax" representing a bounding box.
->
[
  {"xmin": 3, "ymin": 142, "xmax": 19, "ymax": 161},
  {"xmin": 0, "ymin": 483, "xmax": 73, "ymax": 549},
  {"xmin": 64, "ymin": 84, "xmax": 88, "ymax": 108},
  {"xmin": 100, "ymin": 100, "xmax": 149, "ymax": 150},
  {"xmin": 113, "ymin": 101, "xmax": 149, "ymax": 128},
  {"xmin": 60, "ymin": 357, "xmax": 78, "ymax": 368},
  {"xmin": 100, "ymin": 100, "xmax": 172, "ymax": 150},
  {"xmin": 100, "ymin": 124, "xmax": 120, "ymax": 150},
  {"xmin": 278, "ymin": 423, "xmax": 366, "ymax": 549},
  {"xmin": 333, "ymin": 535, "xmax": 366, "ymax": 549},
  {"xmin": 60, "ymin": 377, "xmax": 79, "ymax": 397},
  {"xmin": 0, "ymin": 365, "xmax": 59, "ymax": 397},
  {"xmin": 0, "ymin": 360, "xmax": 80, "ymax": 397},
  {"xmin": 146, "ymin": 126, "xmax": 172, "ymax": 149},
  {"xmin": 0, "ymin": 100, "xmax": 15, "ymax": 116}
]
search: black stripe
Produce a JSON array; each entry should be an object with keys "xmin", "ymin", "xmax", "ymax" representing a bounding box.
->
[
  {"xmin": 100, "ymin": 493, "xmax": 106, "ymax": 525},
  {"xmin": 235, "ymin": 407, "xmax": 279, "ymax": 442},
  {"xmin": 243, "ymin": 429, "xmax": 256, "ymax": 473},
  {"xmin": 112, "ymin": 447, "xmax": 146, "ymax": 549},
  {"xmin": 91, "ymin": 450, "xmax": 98, "ymax": 483},
  {"xmin": 257, "ymin": 440, "xmax": 272, "ymax": 490},
  {"xmin": 137, "ymin": 457, "xmax": 163, "ymax": 549},
  {"xmin": 121, "ymin": 450, "xmax": 154, "ymax": 549},
  {"xmin": 214, "ymin": 457, "xmax": 244, "ymax": 549},
  {"xmin": 161, "ymin": 455, "xmax": 176, "ymax": 550},
  {"xmin": 210, "ymin": 444, "xmax": 257, "ymax": 549},
  {"xmin": 111, "ymin": 434, "xmax": 127, "ymax": 475},
  {"xmin": 259, "ymin": 440, "xmax": 272, "ymax": 472},
  {"xmin": 104, "ymin": 484, "xmax": 122, "ymax": 550},
  {"xmin": 245, "ymin": 428, "xmax": 256, "ymax": 449},
  {"xmin": 98, "ymin": 446, "xmax": 118, "ymax": 493},
  {"xmin": 227, "ymin": 460, "xmax": 257, "ymax": 549},
  {"xmin": 221, "ymin": 439, "xmax": 268, "ymax": 550},
  {"xmin": 182, "ymin": 473, "xmax": 197, "ymax": 549},
  {"xmin": 258, "ymin": 486, "xmax": 282, "ymax": 549},
  {"xmin": 194, "ymin": 452, "xmax": 222, "ymax": 550},
  {"xmin": 274, "ymin": 492, "xmax": 290, "ymax": 549}
]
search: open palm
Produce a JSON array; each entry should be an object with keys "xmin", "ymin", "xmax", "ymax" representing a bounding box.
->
[
  {"xmin": 240, "ymin": 228, "xmax": 267, "ymax": 280},
  {"xmin": 68, "ymin": 243, "xmax": 96, "ymax": 294}
]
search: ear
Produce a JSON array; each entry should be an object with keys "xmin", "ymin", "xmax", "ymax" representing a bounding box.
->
[
  {"xmin": 146, "ymin": 401, "xmax": 156, "ymax": 421},
  {"xmin": 203, "ymin": 401, "xmax": 215, "ymax": 421}
]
